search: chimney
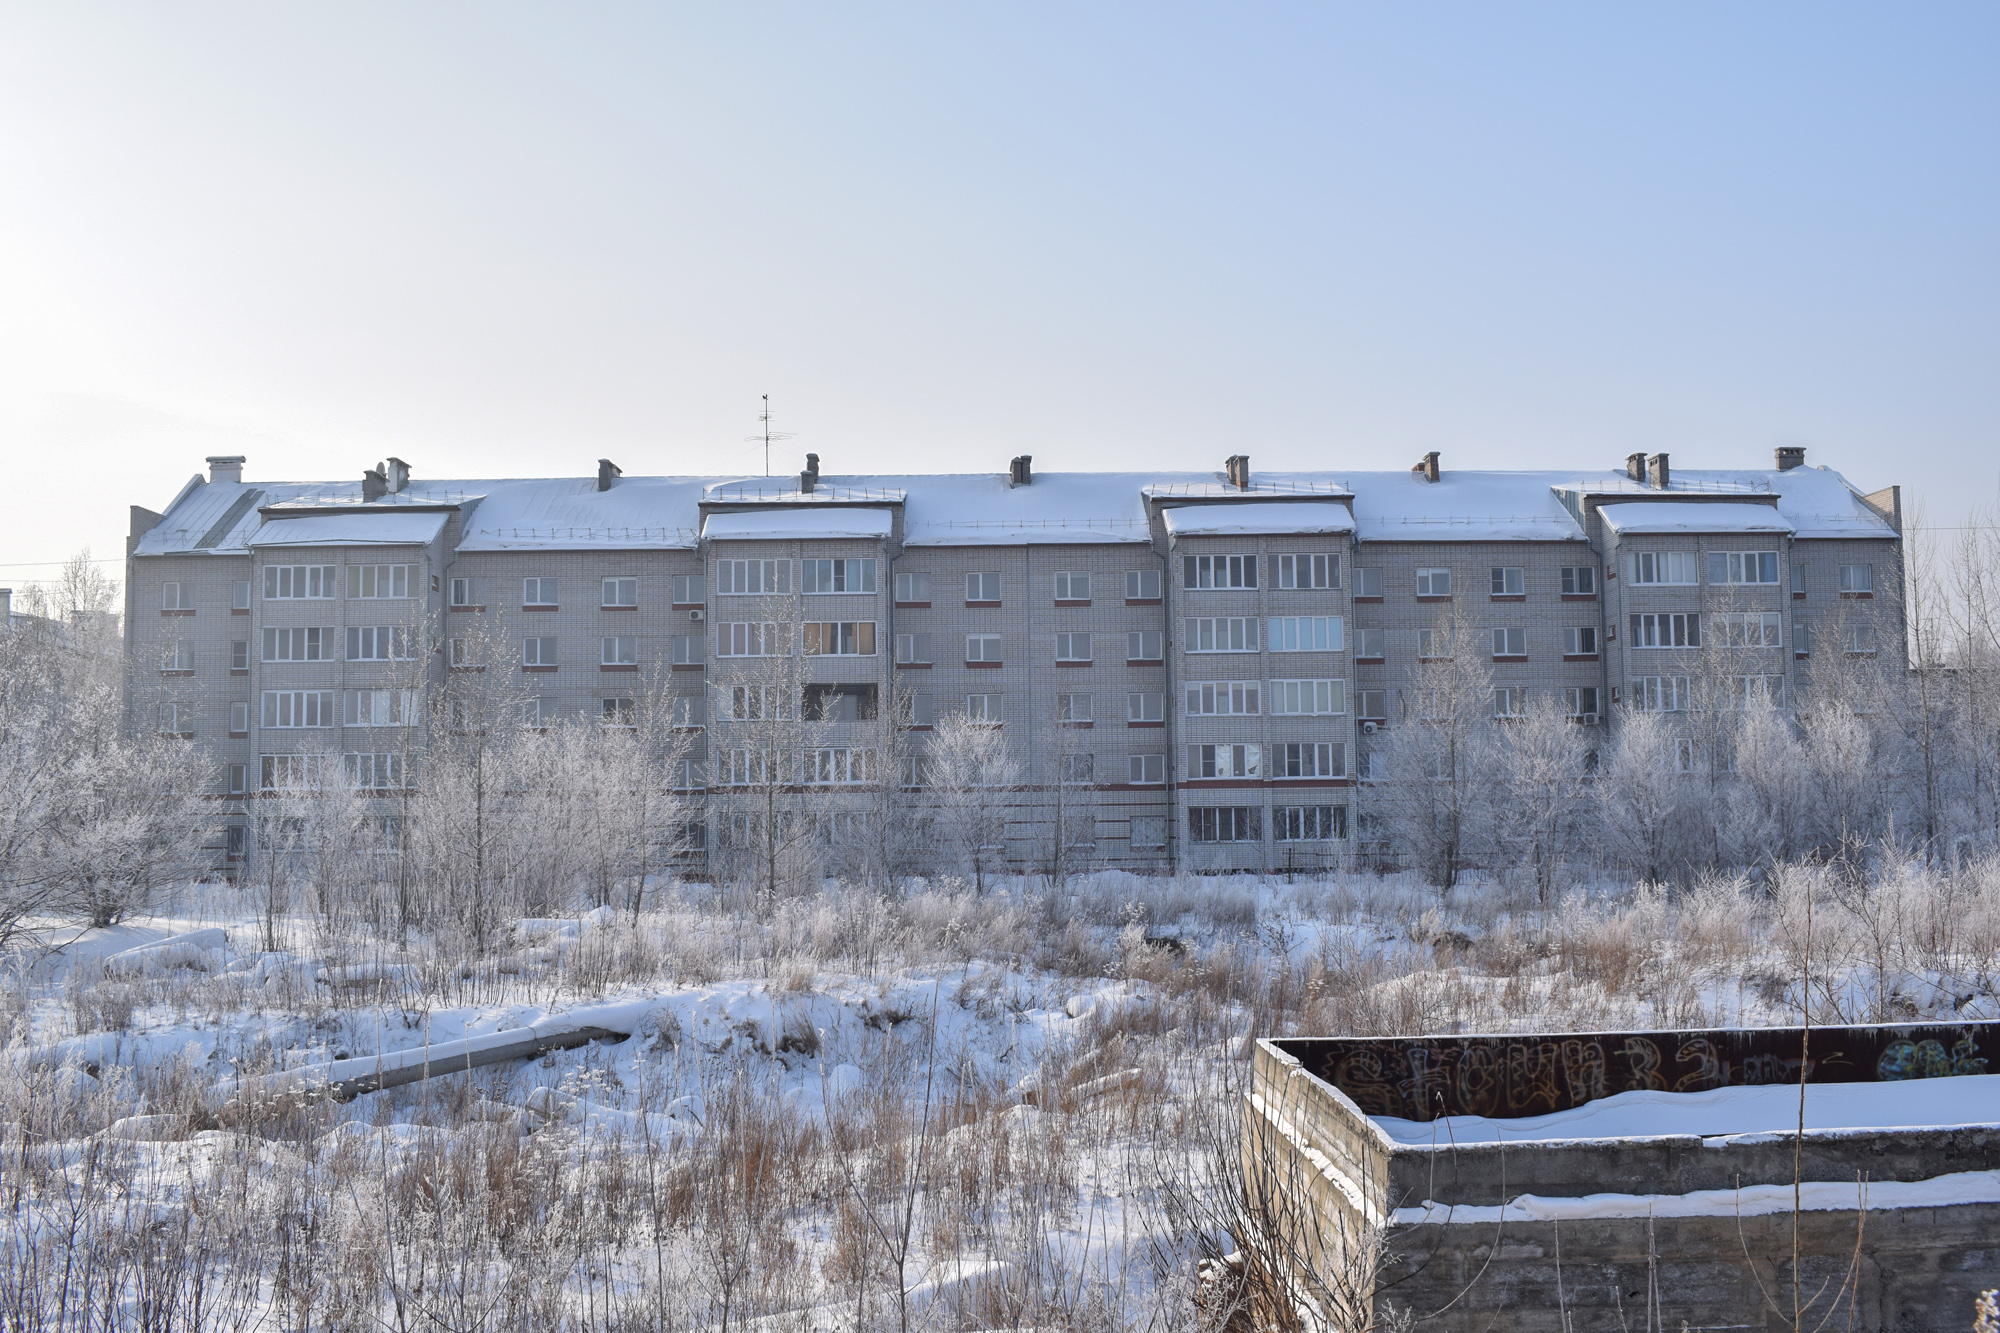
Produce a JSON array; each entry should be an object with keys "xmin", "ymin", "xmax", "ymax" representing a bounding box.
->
[
  {"xmin": 207, "ymin": 455, "xmax": 246, "ymax": 485},
  {"xmin": 362, "ymin": 465, "xmax": 388, "ymax": 503},
  {"xmin": 1775, "ymin": 446, "xmax": 1806, "ymax": 472},
  {"xmin": 799, "ymin": 452, "xmax": 820, "ymax": 495},
  {"xmin": 1648, "ymin": 453, "xmax": 1670, "ymax": 490},
  {"xmin": 1008, "ymin": 455, "xmax": 1033, "ymax": 487},
  {"xmin": 1225, "ymin": 455, "xmax": 1251, "ymax": 490},
  {"xmin": 1626, "ymin": 452, "xmax": 1648, "ymax": 483},
  {"xmin": 1411, "ymin": 451, "xmax": 1440, "ymax": 483},
  {"xmin": 597, "ymin": 458, "xmax": 622, "ymax": 492},
  {"xmin": 384, "ymin": 457, "xmax": 411, "ymax": 494}
]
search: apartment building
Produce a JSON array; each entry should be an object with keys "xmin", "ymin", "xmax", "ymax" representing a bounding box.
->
[{"xmin": 124, "ymin": 447, "xmax": 1903, "ymax": 875}]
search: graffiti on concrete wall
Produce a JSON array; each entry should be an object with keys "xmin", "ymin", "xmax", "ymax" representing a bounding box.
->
[{"xmin": 1276, "ymin": 1021, "xmax": 1995, "ymax": 1122}]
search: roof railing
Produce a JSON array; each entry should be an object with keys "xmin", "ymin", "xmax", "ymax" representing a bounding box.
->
[{"xmin": 1143, "ymin": 480, "xmax": 1352, "ymax": 497}]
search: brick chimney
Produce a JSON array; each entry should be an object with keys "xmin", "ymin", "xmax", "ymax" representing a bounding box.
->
[
  {"xmin": 1009, "ymin": 455, "xmax": 1033, "ymax": 487},
  {"xmin": 799, "ymin": 452, "xmax": 820, "ymax": 495},
  {"xmin": 1411, "ymin": 451, "xmax": 1440, "ymax": 483},
  {"xmin": 207, "ymin": 455, "xmax": 245, "ymax": 485},
  {"xmin": 1648, "ymin": 453, "xmax": 1671, "ymax": 490},
  {"xmin": 597, "ymin": 458, "xmax": 622, "ymax": 492},
  {"xmin": 362, "ymin": 465, "xmax": 388, "ymax": 503},
  {"xmin": 1626, "ymin": 452, "xmax": 1648, "ymax": 483},
  {"xmin": 1224, "ymin": 455, "xmax": 1251, "ymax": 490},
  {"xmin": 384, "ymin": 457, "xmax": 411, "ymax": 494},
  {"xmin": 1775, "ymin": 446, "xmax": 1806, "ymax": 472}
]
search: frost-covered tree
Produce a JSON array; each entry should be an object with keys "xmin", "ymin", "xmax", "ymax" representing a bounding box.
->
[
  {"xmin": 1596, "ymin": 706, "xmax": 1692, "ymax": 885},
  {"xmin": 926, "ymin": 706, "xmax": 1019, "ymax": 892},
  {"xmin": 1374, "ymin": 608, "xmax": 1496, "ymax": 892},
  {"xmin": 1493, "ymin": 692, "xmax": 1592, "ymax": 902}
]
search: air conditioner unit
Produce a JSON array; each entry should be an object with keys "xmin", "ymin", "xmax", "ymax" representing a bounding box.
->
[
  {"xmin": 1361, "ymin": 720, "xmax": 1378, "ymax": 735},
  {"xmin": 1580, "ymin": 712, "xmax": 1600, "ymax": 725},
  {"xmin": 687, "ymin": 609, "xmax": 705, "ymax": 621}
]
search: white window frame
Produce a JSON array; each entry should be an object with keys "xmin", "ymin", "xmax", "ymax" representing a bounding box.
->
[
  {"xmin": 1560, "ymin": 565, "xmax": 1597, "ymax": 595},
  {"xmin": 672, "ymin": 574, "xmax": 706, "ymax": 605},
  {"xmin": 601, "ymin": 635, "xmax": 639, "ymax": 666},
  {"xmin": 1491, "ymin": 627, "xmax": 1526, "ymax": 657},
  {"xmin": 1629, "ymin": 613, "xmax": 1701, "ymax": 648},
  {"xmin": 522, "ymin": 576, "xmax": 558, "ymax": 607},
  {"xmin": 262, "ymin": 627, "xmax": 336, "ymax": 662},
  {"xmin": 602, "ymin": 577, "xmax": 638, "ymax": 608},
  {"xmin": 965, "ymin": 572, "xmax": 1001, "ymax": 602},
  {"xmin": 161, "ymin": 582, "xmax": 190, "ymax": 611},
  {"xmin": 716, "ymin": 560, "xmax": 789, "ymax": 596},
  {"xmin": 1268, "ymin": 679, "xmax": 1345, "ymax": 716},
  {"xmin": 1054, "ymin": 571, "xmax": 1091, "ymax": 601},
  {"xmin": 1415, "ymin": 568, "xmax": 1451, "ymax": 597},
  {"xmin": 1126, "ymin": 630, "xmax": 1163, "ymax": 661},
  {"xmin": 1187, "ymin": 742, "xmax": 1260, "ymax": 779},
  {"xmin": 261, "ymin": 690, "xmax": 336, "ymax": 728},
  {"xmin": 1714, "ymin": 611, "xmax": 1783, "ymax": 648},
  {"xmin": 523, "ymin": 636, "xmax": 558, "ymax": 667},
  {"xmin": 1188, "ymin": 806, "xmax": 1261, "ymax": 843},
  {"xmin": 1268, "ymin": 616, "xmax": 1342, "ymax": 653},
  {"xmin": 1839, "ymin": 564, "xmax": 1873, "ymax": 594},
  {"xmin": 1630, "ymin": 676, "xmax": 1690, "ymax": 712},
  {"xmin": 895, "ymin": 632, "xmax": 931, "ymax": 664},
  {"xmin": 1564, "ymin": 626, "xmax": 1599, "ymax": 656},
  {"xmin": 1186, "ymin": 617, "xmax": 1259, "ymax": 653},
  {"xmin": 717, "ymin": 622, "xmax": 783, "ymax": 657},
  {"xmin": 1708, "ymin": 551, "xmax": 1781, "ymax": 586},
  {"xmin": 450, "ymin": 577, "xmax": 477, "ymax": 607},
  {"xmin": 345, "ymin": 626, "xmax": 416, "ymax": 661},
  {"xmin": 1275, "ymin": 805, "xmax": 1347, "ymax": 842},
  {"xmin": 1055, "ymin": 632, "xmax": 1092, "ymax": 663},
  {"xmin": 894, "ymin": 571, "xmax": 931, "ymax": 603},
  {"xmin": 263, "ymin": 565, "xmax": 337, "ymax": 599},
  {"xmin": 1125, "ymin": 569, "xmax": 1161, "ymax": 600},
  {"xmin": 1630, "ymin": 552, "xmax": 1698, "ymax": 586},
  {"xmin": 1127, "ymin": 754, "xmax": 1165, "ymax": 786},
  {"xmin": 965, "ymin": 693, "xmax": 1004, "ymax": 723},
  {"xmin": 343, "ymin": 689, "xmax": 418, "ymax": 727},
  {"xmin": 1183, "ymin": 555, "xmax": 1257, "ymax": 591},
  {"xmin": 1058, "ymin": 692, "xmax": 1092, "ymax": 723},
  {"xmin": 1492, "ymin": 687, "xmax": 1525, "ymax": 718},
  {"xmin": 1271, "ymin": 741, "xmax": 1344, "ymax": 779},
  {"xmin": 1489, "ymin": 567, "xmax": 1524, "ymax": 596},
  {"xmin": 1565, "ymin": 686, "xmax": 1601, "ymax": 721},
  {"xmin": 965, "ymin": 633, "xmax": 1003, "ymax": 663},
  {"xmin": 802, "ymin": 559, "xmax": 877, "ymax": 595},
  {"xmin": 347, "ymin": 565, "xmax": 413, "ymax": 600},
  {"xmin": 1127, "ymin": 691, "xmax": 1164, "ymax": 722},
  {"xmin": 803, "ymin": 622, "xmax": 877, "ymax": 656},
  {"xmin": 1278, "ymin": 554, "xmax": 1339, "ymax": 590},
  {"xmin": 1185, "ymin": 681, "xmax": 1260, "ymax": 716}
]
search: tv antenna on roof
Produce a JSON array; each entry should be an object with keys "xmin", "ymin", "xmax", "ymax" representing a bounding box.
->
[{"xmin": 745, "ymin": 394, "xmax": 796, "ymax": 478}]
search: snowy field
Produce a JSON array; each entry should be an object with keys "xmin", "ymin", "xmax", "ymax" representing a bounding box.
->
[{"xmin": 3, "ymin": 863, "xmax": 1999, "ymax": 1332}]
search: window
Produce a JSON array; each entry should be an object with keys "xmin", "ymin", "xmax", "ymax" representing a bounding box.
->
[
  {"xmin": 1278, "ymin": 554, "xmax": 1339, "ymax": 590},
  {"xmin": 1055, "ymin": 632, "xmax": 1091, "ymax": 663},
  {"xmin": 1269, "ymin": 616, "xmax": 1342, "ymax": 652},
  {"xmin": 966, "ymin": 633, "xmax": 1003, "ymax": 663},
  {"xmin": 448, "ymin": 638, "xmax": 472, "ymax": 667},
  {"xmin": 229, "ymin": 701, "xmax": 249, "ymax": 734},
  {"xmin": 1489, "ymin": 568, "xmax": 1524, "ymax": 596},
  {"xmin": 344, "ymin": 690, "xmax": 418, "ymax": 726},
  {"xmin": 804, "ymin": 622, "xmax": 876, "ymax": 656},
  {"xmin": 803, "ymin": 559, "xmax": 876, "ymax": 594},
  {"xmin": 602, "ymin": 697, "xmax": 635, "ymax": 727},
  {"xmin": 156, "ymin": 701, "xmax": 192, "ymax": 733},
  {"xmin": 1357, "ymin": 690, "xmax": 1387, "ymax": 720},
  {"xmin": 716, "ymin": 560, "xmax": 788, "ymax": 595},
  {"xmin": 523, "ymin": 636, "xmax": 558, "ymax": 667},
  {"xmin": 344, "ymin": 753, "xmax": 403, "ymax": 789},
  {"xmin": 1054, "ymin": 571, "xmax": 1091, "ymax": 601},
  {"xmin": 1188, "ymin": 743, "xmax": 1260, "ymax": 778},
  {"xmin": 907, "ymin": 692, "xmax": 936, "ymax": 726},
  {"xmin": 718, "ymin": 622, "xmax": 782, "ymax": 656},
  {"xmin": 1130, "ymin": 814, "xmax": 1166, "ymax": 847},
  {"xmin": 1564, "ymin": 626, "xmax": 1599, "ymax": 656},
  {"xmin": 1185, "ymin": 681, "xmax": 1260, "ymax": 716},
  {"xmin": 966, "ymin": 572, "xmax": 1001, "ymax": 602},
  {"xmin": 346, "ymin": 626, "xmax": 416, "ymax": 661},
  {"xmin": 1793, "ymin": 620, "xmax": 1810, "ymax": 656},
  {"xmin": 1847, "ymin": 624, "xmax": 1878, "ymax": 654},
  {"xmin": 1492, "ymin": 687, "xmax": 1525, "ymax": 718},
  {"xmin": 1839, "ymin": 564, "xmax": 1873, "ymax": 594},
  {"xmin": 522, "ymin": 577, "xmax": 557, "ymax": 607},
  {"xmin": 348, "ymin": 565, "xmax": 413, "ymax": 599},
  {"xmin": 450, "ymin": 577, "xmax": 477, "ymax": 607},
  {"xmin": 227, "ymin": 764, "xmax": 247, "ymax": 796},
  {"xmin": 602, "ymin": 577, "xmax": 638, "ymax": 607},
  {"xmin": 965, "ymin": 693, "xmax": 1004, "ymax": 723},
  {"xmin": 1631, "ymin": 552, "xmax": 1698, "ymax": 586},
  {"xmin": 672, "ymin": 696, "xmax": 706, "ymax": 727},
  {"xmin": 1708, "ymin": 551, "xmax": 1780, "ymax": 585},
  {"xmin": 232, "ymin": 581, "xmax": 251, "ymax": 611},
  {"xmin": 1416, "ymin": 568, "xmax": 1451, "ymax": 597},
  {"xmin": 1276, "ymin": 805, "xmax": 1346, "ymax": 841},
  {"xmin": 1728, "ymin": 675, "xmax": 1786, "ymax": 709},
  {"xmin": 1675, "ymin": 738, "xmax": 1697, "ymax": 773},
  {"xmin": 671, "ymin": 634, "xmax": 703, "ymax": 665},
  {"xmin": 724, "ymin": 684, "xmax": 791, "ymax": 721},
  {"xmin": 1186, "ymin": 618, "xmax": 1258, "ymax": 652},
  {"xmin": 1491, "ymin": 627, "xmax": 1527, "ymax": 658},
  {"xmin": 1127, "ymin": 692, "xmax": 1164, "ymax": 722},
  {"xmin": 1714, "ymin": 612, "xmax": 1783, "ymax": 648},
  {"xmin": 1269, "ymin": 679, "xmax": 1344, "ymax": 715},
  {"xmin": 260, "ymin": 754, "xmax": 330, "ymax": 790},
  {"xmin": 803, "ymin": 683, "xmax": 878, "ymax": 721},
  {"xmin": 1058, "ymin": 692, "xmax": 1092, "ymax": 723},
  {"xmin": 1629, "ymin": 613, "xmax": 1701, "ymax": 648},
  {"xmin": 1126, "ymin": 630, "xmax": 1163, "ymax": 661},
  {"xmin": 896, "ymin": 632, "xmax": 931, "ymax": 664},
  {"xmin": 808, "ymin": 748, "xmax": 877, "ymax": 784},
  {"xmin": 263, "ymin": 627, "xmax": 334, "ymax": 662},
  {"xmin": 1560, "ymin": 566, "xmax": 1597, "ymax": 596},
  {"xmin": 1353, "ymin": 568, "xmax": 1383, "ymax": 598},
  {"xmin": 263, "ymin": 566, "xmax": 336, "ymax": 599},
  {"xmin": 1183, "ymin": 555, "xmax": 1257, "ymax": 590},
  {"xmin": 161, "ymin": 582, "xmax": 191, "ymax": 611},
  {"xmin": 224, "ymin": 640, "xmax": 246, "ymax": 671},
  {"xmin": 1564, "ymin": 686, "xmax": 1600, "ymax": 720},
  {"xmin": 1189, "ymin": 807, "xmax": 1260, "ymax": 843},
  {"xmin": 1792, "ymin": 564, "xmax": 1807, "ymax": 595},
  {"xmin": 161, "ymin": 641, "xmax": 194, "ymax": 671},
  {"xmin": 1128, "ymin": 755, "xmax": 1165, "ymax": 786},
  {"xmin": 1355, "ymin": 628, "xmax": 1385, "ymax": 659},
  {"xmin": 602, "ymin": 635, "xmax": 638, "ymax": 666},
  {"xmin": 520, "ymin": 698, "xmax": 547, "ymax": 728},
  {"xmin": 721, "ymin": 750, "xmax": 771, "ymax": 785},
  {"xmin": 1059, "ymin": 754, "xmax": 1095, "ymax": 784},
  {"xmin": 1272, "ymin": 742, "xmax": 1344, "ymax": 778},
  {"xmin": 894, "ymin": 572, "xmax": 930, "ymax": 603},
  {"xmin": 1125, "ymin": 569, "xmax": 1161, "ymax": 600},
  {"xmin": 261, "ymin": 691, "xmax": 335, "ymax": 728},
  {"xmin": 1630, "ymin": 676, "xmax": 1689, "ymax": 712},
  {"xmin": 673, "ymin": 575, "xmax": 706, "ymax": 605},
  {"xmin": 1416, "ymin": 628, "xmax": 1452, "ymax": 660}
]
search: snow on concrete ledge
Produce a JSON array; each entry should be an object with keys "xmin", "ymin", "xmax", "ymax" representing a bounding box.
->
[
  {"xmin": 702, "ymin": 507, "xmax": 894, "ymax": 542},
  {"xmin": 1597, "ymin": 501, "xmax": 1796, "ymax": 535},
  {"xmin": 248, "ymin": 512, "xmax": 450, "ymax": 546},
  {"xmin": 1161, "ymin": 501, "xmax": 1356, "ymax": 538}
]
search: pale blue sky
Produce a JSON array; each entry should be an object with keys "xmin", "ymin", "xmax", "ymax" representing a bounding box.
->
[{"xmin": 1, "ymin": 5, "xmax": 1994, "ymax": 576}]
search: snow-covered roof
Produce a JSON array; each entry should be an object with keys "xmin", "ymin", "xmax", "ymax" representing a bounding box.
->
[
  {"xmin": 1554, "ymin": 466, "xmax": 1897, "ymax": 540},
  {"xmin": 1340, "ymin": 470, "xmax": 1588, "ymax": 543},
  {"xmin": 248, "ymin": 511, "xmax": 451, "ymax": 547},
  {"xmin": 1597, "ymin": 501, "xmax": 1794, "ymax": 536},
  {"xmin": 455, "ymin": 478, "xmax": 708, "ymax": 551},
  {"xmin": 702, "ymin": 507, "xmax": 895, "ymax": 542},
  {"xmin": 875, "ymin": 472, "xmax": 1157, "ymax": 546},
  {"xmin": 1161, "ymin": 501, "xmax": 1356, "ymax": 538}
]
